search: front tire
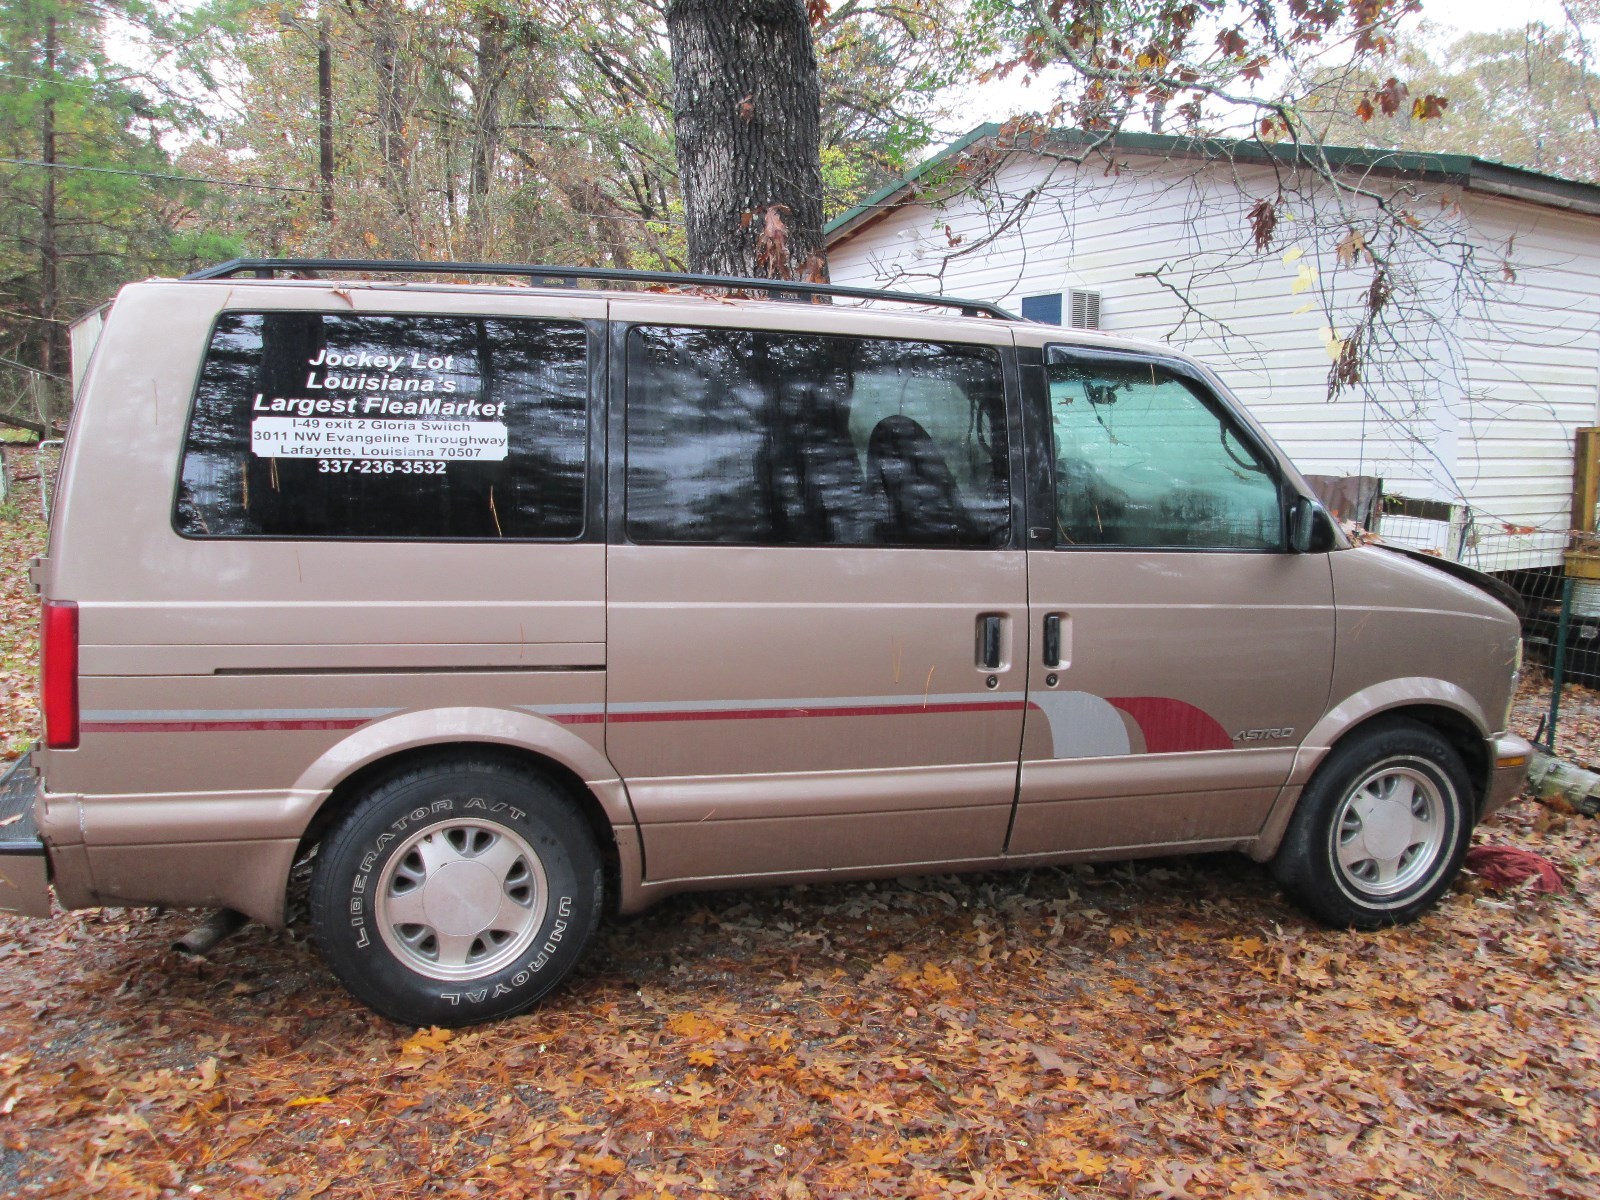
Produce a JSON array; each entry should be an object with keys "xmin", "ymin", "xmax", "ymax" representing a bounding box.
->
[
  {"xmin": 1272, "ymin": 721, "xmax": 1474, "ymax": 928},
  {"xmin": 310, "ymin": 757, "xmax": 604, "ymax": 1027}
]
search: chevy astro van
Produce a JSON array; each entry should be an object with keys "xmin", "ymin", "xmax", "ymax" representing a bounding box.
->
[{"xmin": 0, "ymin": 260, "xmax": 1531, "ymax": 1026}]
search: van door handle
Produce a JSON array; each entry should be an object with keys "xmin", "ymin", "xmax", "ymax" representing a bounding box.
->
[
  {"xmin": 978, "ymin": 615, "xmax": 1003, "ymax": 669},
  {"xmin": 1043, "ymin": 614, "xmax": 1062, "ymax": 668}
]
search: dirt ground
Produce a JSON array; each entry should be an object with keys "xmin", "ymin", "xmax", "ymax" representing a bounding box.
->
[{"xmin": 2, "ymin": 483, "xmax": 1598, "ymax": 1199}]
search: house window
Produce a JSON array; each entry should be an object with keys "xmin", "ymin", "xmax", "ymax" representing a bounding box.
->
[{"xmin": 1021, "ymin": 293, "xmax": 1063, "ymax": 325}]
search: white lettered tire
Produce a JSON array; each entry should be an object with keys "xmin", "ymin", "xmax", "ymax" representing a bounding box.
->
[
  {"xmin": 310, "ymin": 757, "xmax": 604, "ymax": 1026},
  {"xmin": 1271, "ymin": 721, "xmax": 1474, "ymax": 928}
]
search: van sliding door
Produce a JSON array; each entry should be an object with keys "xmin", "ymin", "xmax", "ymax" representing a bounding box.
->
[{"xmin": 603, "ymin": 304, "xmax": 1029, "ymax": 884}]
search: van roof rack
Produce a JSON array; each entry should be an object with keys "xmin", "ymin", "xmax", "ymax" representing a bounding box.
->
[{"xmin": 183, "ymin": 258, "xmax": 1018, "ymax": 321}]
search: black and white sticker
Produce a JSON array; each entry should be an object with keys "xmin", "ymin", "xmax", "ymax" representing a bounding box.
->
[{"xmin": 251, "ymin": 416, "xmax": 508, "ymax": 461}]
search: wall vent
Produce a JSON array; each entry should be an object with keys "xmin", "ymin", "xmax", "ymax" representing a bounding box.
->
[{"xmin": 1068, "ymin": 289, "xmax": 1102, "ymax": 330}]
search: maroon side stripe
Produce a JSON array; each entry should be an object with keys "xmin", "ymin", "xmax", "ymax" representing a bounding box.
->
[
  {"xmin": 82, "ymin": 700, "xmax": 1037, "ymax": 734},
  {"xmin": 81, "ymin": 719, "xmax": 370, "ymax": 734},
  {"xmin": 558, "ymin": 699, "xmax": 1031, "ymax": 726}
]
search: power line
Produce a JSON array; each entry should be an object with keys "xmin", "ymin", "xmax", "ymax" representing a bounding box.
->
[
  {"xmin": 0, "ymin": 307, "xmax": 67, "ymax": 327},
  {"xmin": 0, "ymin": 69, "xmax": 106, "ymax": 92},
  {"xmin": 0, "ymin": 157, "xmax": 317, "ymax": 194}
]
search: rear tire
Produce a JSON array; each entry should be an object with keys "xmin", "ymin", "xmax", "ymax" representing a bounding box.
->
[
  {"xmin": 309, "ymin": 757, "xmax": 604, "ymax": 1027},
  {"xmin": 1272, "ymin": 721, "xmax": 1474, "ymax": 928}
]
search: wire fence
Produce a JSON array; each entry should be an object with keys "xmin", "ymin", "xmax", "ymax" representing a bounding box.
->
[
  {"xmin": 0, "ymin": 360, "xmax": 67, "ymax": 437},
  {"xmin": 0, "ymin": 438, "xmax": 60, "ymax": 520}
]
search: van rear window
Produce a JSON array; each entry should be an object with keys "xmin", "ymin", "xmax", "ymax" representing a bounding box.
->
[{"xmin": 175, "ymin": 312, "xmax": 589, "ymax": 540}]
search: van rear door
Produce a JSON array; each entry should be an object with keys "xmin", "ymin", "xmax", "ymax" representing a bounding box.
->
[{"xmin": 43, "ymin": 283, "xmax": 614, "ymax": 914}]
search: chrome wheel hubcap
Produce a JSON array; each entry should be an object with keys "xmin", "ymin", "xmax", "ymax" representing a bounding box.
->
[
  {"xmin": 375, "ymin": 819, "xmax": 547, "ymax": 980},
  {"xmin": 1333, "ymin": 762, "xmax": 1447, "ymax": 898}
]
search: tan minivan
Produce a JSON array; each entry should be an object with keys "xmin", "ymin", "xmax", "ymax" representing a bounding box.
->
[{"xmin": 0, "ymin": 260, "xmax": 1530, "ymax": 1026}]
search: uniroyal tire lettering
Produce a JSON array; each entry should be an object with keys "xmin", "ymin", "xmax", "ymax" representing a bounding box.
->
[
  {"xmin": 542, "ymin": 918, "xmax": 568, "ymax": 955},
  {"xmin": 428, "ymin": 901, "xmax": 578, "ymax": 1003}
]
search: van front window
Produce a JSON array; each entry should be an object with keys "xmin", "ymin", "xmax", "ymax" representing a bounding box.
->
[{"xmin": 1046, "ymin": 350, "xmax": 1282, "ymax": 550}]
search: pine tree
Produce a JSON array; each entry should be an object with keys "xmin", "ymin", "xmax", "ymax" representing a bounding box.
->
[{"xmin": 0, "ymin": 0, "xmax": 229, "ymax": 424}]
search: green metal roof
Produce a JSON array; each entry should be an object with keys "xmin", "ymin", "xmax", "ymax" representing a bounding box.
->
[{"xmin": 825, "ymin": 124, "xmax": 1600, "ymax": 243}]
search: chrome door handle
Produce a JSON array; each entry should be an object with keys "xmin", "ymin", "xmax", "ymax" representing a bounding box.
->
[
  {"xmin": 978, "ymin": 615, "xmax": 1003, "ymax": 669},
  {"xmin": 1043, "ymin": 613, "xmax": 1062, "ymax": 668}
]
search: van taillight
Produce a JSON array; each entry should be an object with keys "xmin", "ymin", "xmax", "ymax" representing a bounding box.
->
[{"xmin": 41, "ymin": 600, "xmax": 79, "ymax": 750}]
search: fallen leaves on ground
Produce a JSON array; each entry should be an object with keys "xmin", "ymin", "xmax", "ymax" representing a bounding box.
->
[
  {"xmin": 1, "ymin": 491, "xmax": 1597, "ymax": 1198},
  {"xmin": 0, "ymin": 479, "xmax": 44, "ymax": 761}
]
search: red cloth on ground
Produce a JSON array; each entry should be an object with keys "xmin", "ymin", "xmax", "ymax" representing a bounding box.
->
[{"xmin": 1463, "ymin": 845, "xmax": 1564, "ymax": 894}]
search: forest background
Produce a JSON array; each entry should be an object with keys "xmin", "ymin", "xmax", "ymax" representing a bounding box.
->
[{"xmin": 1, "ymin": 0, "xmax": 1599, "ymax": 430}]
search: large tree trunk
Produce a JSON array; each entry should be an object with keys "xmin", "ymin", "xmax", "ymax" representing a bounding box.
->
[{"xmin": 666, "ymin": 0, "xmax": 828, "ymax": 281}]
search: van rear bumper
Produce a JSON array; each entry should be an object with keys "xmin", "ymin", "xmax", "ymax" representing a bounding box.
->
[
  {"xmin": 0, "ymin": 755, "xmax": 52, "ymax": 919},
  {"xmin": 1484, "ymin": 733, "xmax": 1533, "ymax": 818}
]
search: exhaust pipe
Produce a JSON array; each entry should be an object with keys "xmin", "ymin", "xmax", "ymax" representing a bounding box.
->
[{"xmin": 174, "ymin": 909, "xmax": 247, "ymax": 956}]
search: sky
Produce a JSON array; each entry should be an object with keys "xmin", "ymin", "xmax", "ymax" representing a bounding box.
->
[
  {"xmin": 953, "ymin": 0, "xmax": 1583, "ymax": 129},
  {"xmin": 1431, "ymin": 0, "xmax": 1570, "ymax": 31}
]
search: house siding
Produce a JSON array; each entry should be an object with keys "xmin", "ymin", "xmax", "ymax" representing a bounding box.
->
[
  {"xmin": 1452, "ymin": 196, "xmax": 1600, "ymax": 538},
  {"xmin": 829, "ymin": 148, "xmax": 1600, "ymax": 567}
]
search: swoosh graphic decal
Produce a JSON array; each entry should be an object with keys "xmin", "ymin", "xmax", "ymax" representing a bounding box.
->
[{"xmin": 1107, "ymin": 696, "xmax": 1233, "ymax": 753}]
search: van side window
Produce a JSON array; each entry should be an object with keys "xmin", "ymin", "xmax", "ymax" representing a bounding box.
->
[
  {"xmin": 1046, "ymin": 350, "xmax": 1282, "ymax": 550},
  {"xmin": 625, "ymin": 326, "xmax": 1009, "ymax": 547},
  {"xmin": 175, "ymin": 312, "xmax": 588, "ymax": 540}
]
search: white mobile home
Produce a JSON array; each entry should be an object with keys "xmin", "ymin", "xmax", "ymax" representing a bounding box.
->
[{"xmin": 826, "ymin": 127, "xmax": 1600, "ymax": 572}]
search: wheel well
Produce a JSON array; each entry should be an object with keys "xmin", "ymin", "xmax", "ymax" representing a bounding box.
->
[
  {"xmin": 294, "ymin": 743, "xmax": 622, "ymax": 906},
  {"xmin": 1338, "ymin": 705, "xmax": 1489, "ymax": 809}
]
